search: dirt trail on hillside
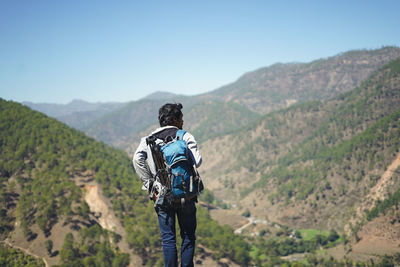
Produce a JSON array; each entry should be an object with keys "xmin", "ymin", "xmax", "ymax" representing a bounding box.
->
[
  {"xmin": 84, "ymin": 184, "xmax": 141, "ymax": 266},
  {"xmin": 357, "ymin": 153, "xmax": 400, "ymax": 217},
  {"xmin": 345, "ymin": 152, "xmax": 400, "ymax": 240},
  {"xmin": 234, "ymin": 219, "xmax": 254, "ymax": 234},
  {"xmin": 84, "ymin": 185, "xmax": 121, "ymax": 231}
]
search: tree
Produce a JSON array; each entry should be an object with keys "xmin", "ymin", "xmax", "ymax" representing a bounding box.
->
[
  {"xmin": 112, "ymin": 253, "xmax": 130, "ymax": 267},
  {"xmin": 45, "ymin": 240, "xmax": 53, "ymax": 256},
  {"xmin": 242, "ymin": 209, "xmax": 251, "ymax": 218},
  {"xmin": 80, "ymin": 200, "xmax": 90, "ymax": 220},
  {"xmin": 200, "ymin": 189, "xmax": 214, "ymax": 204},
  {"xmin": 60, "ymin": 233, "xmax": 76, "ymax": 263},
  {"xmin": 328, "ymin": 229, "xmax": 339, "ymax": 242}
]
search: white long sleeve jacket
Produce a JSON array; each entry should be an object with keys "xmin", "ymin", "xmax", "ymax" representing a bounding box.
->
[{"xmin": 133, "ymin": 126, "xmax": 202, "ymax": 191}]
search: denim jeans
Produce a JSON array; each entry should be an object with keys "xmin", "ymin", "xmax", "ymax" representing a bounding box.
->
[{"xmin": 155, "ymin": 200, "xmax": 197, "ymax": 267}]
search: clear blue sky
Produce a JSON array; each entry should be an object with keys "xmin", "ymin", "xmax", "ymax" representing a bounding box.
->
[{"xmin": 1, "ymin": 0, "xmax": 400, "ymax": 104}]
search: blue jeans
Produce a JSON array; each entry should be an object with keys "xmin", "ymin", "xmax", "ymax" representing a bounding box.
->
[{"xmin": 155, "ymin": 200, "xmax": 197, "ymax": 267}]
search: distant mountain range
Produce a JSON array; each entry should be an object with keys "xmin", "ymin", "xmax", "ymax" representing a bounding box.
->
[
  {"xmin": 23, "ymin": 99, "xmax": 125, "ymax": 130},
  {"xmin": 24, "ymin": 47, "xmax": 400, "ymax": 151}
]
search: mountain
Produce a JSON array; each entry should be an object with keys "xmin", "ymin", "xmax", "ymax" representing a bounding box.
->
[
  {"xmin": 23, "ymin": 99, "xmax": 126, "ymax": 130},
  {"xmin": 0, "ymin": 99, "xmax": 251, "ymax": 266},
  {"xmin": 142, "ymin": 91, "xmax": 183, "ymax": 100},
  {"xmin": 199, "ymin": 57, "xmax": 400, "ymax": 260},
  {"xmin": 201, "ymin": 46, "xmax": 400, "ymax": 114},
  {"xmin": 184, "ymin": 101, "xmax": 260, "ymax": 143}
]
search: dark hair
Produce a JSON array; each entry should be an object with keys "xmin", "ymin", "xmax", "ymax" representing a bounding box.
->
[{"xmin": 158, "ymin": 103, "xmax": 183, "ymax": 127}]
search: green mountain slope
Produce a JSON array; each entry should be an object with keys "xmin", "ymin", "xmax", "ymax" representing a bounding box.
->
[
  {"xmin": 0, "ymin": 99, "xmax": 251, "ymax": 266},
  {"xmin": 201, "ymin": 58, "xmax": 400, "ymax": 232},
  {"xmin": 185, "ymin": 101, "xmax": 260, "ymax": 143},
  {"xmin": 1, "ymin": 99, "xmax": 144, "ymax": 265}
]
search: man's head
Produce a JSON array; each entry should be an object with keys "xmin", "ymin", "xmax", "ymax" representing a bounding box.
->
[{"xmin": 158, "ymin": 103, "xmax": 184, "ymax": 129}]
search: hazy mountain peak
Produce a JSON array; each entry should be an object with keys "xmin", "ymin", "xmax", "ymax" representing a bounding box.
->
[
  {"xmin": 69, "ymin": 98, "xmax": 90, "ymax": 104},
  {"xmin": 143, "ymin": 91, "xmax": 180, "ymax": 100}
]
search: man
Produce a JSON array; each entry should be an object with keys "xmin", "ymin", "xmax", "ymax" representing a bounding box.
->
[{"xmin": 133, "ymin": 103, "xmax": 202, "ymax": 267}]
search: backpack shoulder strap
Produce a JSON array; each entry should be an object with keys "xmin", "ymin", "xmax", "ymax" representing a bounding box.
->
[
  {"xmin": 176, "ymin": 129, "xmax": 186, "ymax": 140},
  {"xmin": 154, "ymin": 128, "xmax": 178, "ymax": 142}
]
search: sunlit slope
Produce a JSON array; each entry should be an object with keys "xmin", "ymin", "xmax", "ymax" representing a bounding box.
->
[
  {"xmin": 0, "ymin": 99, "xmax": 251, "ymax": 266},
  {"xmin": 0, "ymin": 98, "xmax": 145, "ymax": 265},
  {"xmin": 201, "ymin": 58, "xmax": 400, "ymax": 230},
  {"xmin": 204, "ymin": 46, "xmax": 400, "ymax": 114}
]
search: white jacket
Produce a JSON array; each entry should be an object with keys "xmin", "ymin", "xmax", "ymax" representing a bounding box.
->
[{"xmin": 133, "ymin": 126, "xmax": 202, "ymax": 191}]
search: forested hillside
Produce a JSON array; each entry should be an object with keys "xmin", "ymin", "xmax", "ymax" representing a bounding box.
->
[
  {"xmin": 201, "ymin": 57, "xmax": 400, "ymax": 236},
  {"xmin": 0, "ymin": 99, "xmax": 251, "ymax": 266}
]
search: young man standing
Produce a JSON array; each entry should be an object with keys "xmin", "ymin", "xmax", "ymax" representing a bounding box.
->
[{"xmin": 133, "ymin": 103, "xmax": 202, "ymax": 267}]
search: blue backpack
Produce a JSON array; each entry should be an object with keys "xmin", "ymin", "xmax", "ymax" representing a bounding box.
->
[
  {"xmin": 146, "ymin": 128, "xmax": 203, "ymax": 204},
  {"xmin": 160, "ymin": 129, "xmax": 202, "ymax": 199}
]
